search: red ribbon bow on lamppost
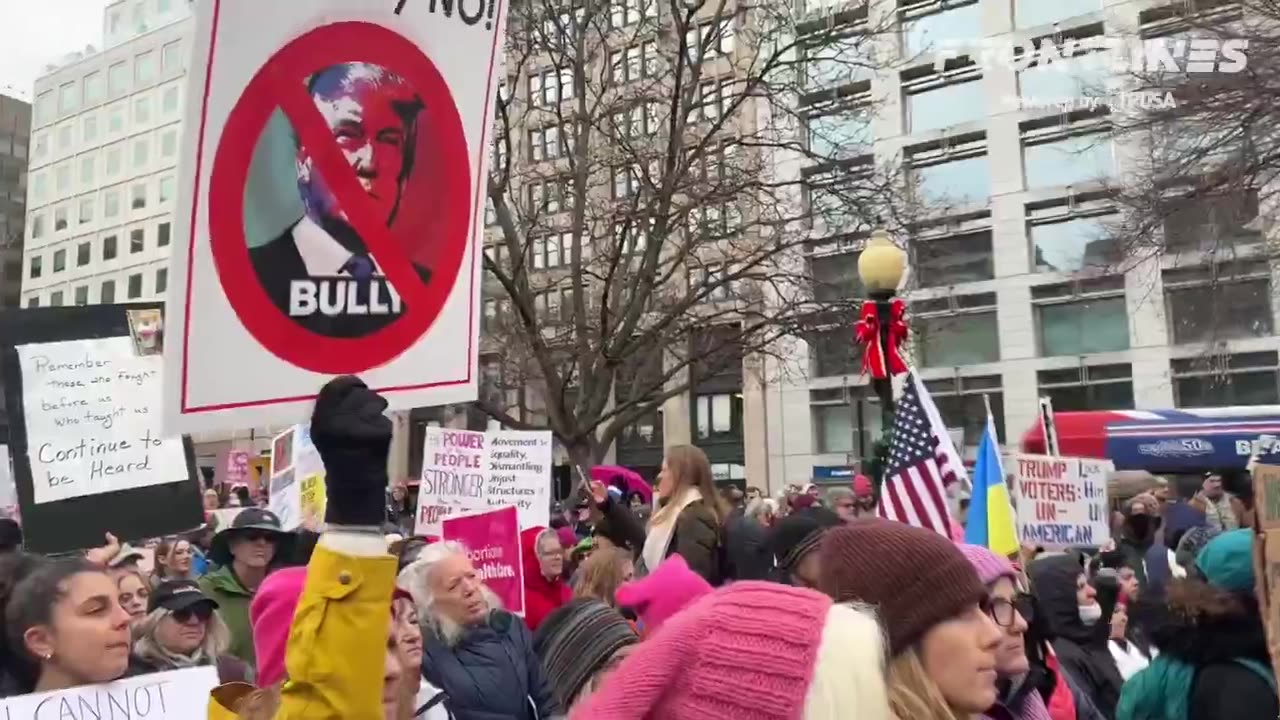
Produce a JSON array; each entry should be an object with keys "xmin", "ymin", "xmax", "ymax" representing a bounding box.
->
[{"xmin": 853, "ymin": 298, "xmax": 908, "ymax": 379}]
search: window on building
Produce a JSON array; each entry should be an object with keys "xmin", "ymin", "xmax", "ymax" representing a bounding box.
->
[
  {"xmin": 1023, "ymin": 131, "xmax": 1115, "ymax": 189},
  {"xmin": 134, "ymin": 96, "xmax": 150, "ymax": 125},
  {"xmin": 32, "ymin": 173, "xmax": 47, "ymax": 203},
  {"xmin": 924, "ymin": 375, "xmax": 1006, "ymax": 447},
  {"xmin": 1020, "ymin": 53, "xmax": 1110, "ymax": 101},
  {"xmin": 160, "ymin": 129, "xmax": 178, "ymax": 157},
  {"xmin": 34, "ymin": 91, "xmax": 54, "ymax": 126},
  {"xmin": 135, "ymin": 51, "xmax": 157, "ymax": 84},
  {"xmin": 54, "ymin": 206, "xmax": 68, "ymax": 232},
  {"xmin": 157, "ymin": 221, "xmax": 171, "ymax": 247},
  {"xmin": 528, "ymin": 125, "xmax": 561, "ymax": 162},
  {"xmin": 155, "ymin": 268, "xmax": 167, "ymax": 295},
  {"xmin": 77, "ymin": 157, "xmax": 93, "ymax": 188},
  {"xmin": 914, "ymin": 293, "xmax": 1001, "ymax": 366},
  {"xmin": 30, "ymin": 214, "xmax": 44, "ymax": 240},
  {"xmin": 130, "ymin": 228, "xmax": 145, "ymax": 253},
  {"xmin": 810, "ymin": 326, "xmax": 861, "ymax": 376},
  {"xmin": 108, "ymin": 62, "xmax": 129, "ymax": 96},
  {"xmin": 694, "ymin": 393, "xmax": 742, "ymax": 438},
  {"xmin": 107, "ymin": 103, "xmax": 125, "ymax": 133},
  {"xmin": 162, "ymin": 40, "xmax": 183, "ymax": 71},
  {"xmin": 55, "ymin": 123, "xmax": 72, "ymax": 152},
  {"xmin": 529, "ymin": 68, "xmax": 575, "ymax": 108},
  {"xmin": 78, "ymin": 198, "xmax": 94, "ymax": 225},
  {"xmin": 904, "ymin": 76, "xmax": 984, "ymax": 134},
  {"xmin": 77, "ymin": 241, "xmax": 91, "ymax": 266},
  {"xmin": 810, "ymin": 250, "xmax": 865, "ymax": 303},
  {"xmin": 84, "ymin": 71, "xmax": 104, "ymax": 105},
  {"xmin": 162, "ymin": 85, "xmax": 180, "ymax": 115},
  {"xmin": 1015, "ymin": 0, "xmax": 1102, "ymax": 28},
  {"xmin": 902, "ymin": 1, "xmax": 983, "ymax": 57},
  {"xmin": 1173, "ymin": 352, "xmax": 1280, "ymax": 407},
  {"xmin": 29, "ymin": 255, "xmax": 42, "ymax": 279},
  {"xmin": 1038, "ymin": 364, "xmax": 1135, "ymax": 411},
  {"xmin": 27, "ymin": 296, "xmax": 39, "ymax": 308},
  {"xmin": 131, "ymin": 183, "xmax": 147, "ymax": 210},
  {"xmin": 103, "ymin": 234, "xmax": 118, "ymax": 260},
  {"xmin": 914, "ymin": 230, "xmax": 994, "ymax": 287},
  {"xmin": 104, "ymin": 190, "xmax": 120, "ymax": 219},
  {"xmin": 1029, "ymin": 213, "xmax": 1120, "ymax": 272},
  {"xmin": 806, "ymin": 104, "xmax": 872, "ymax": 161},
  {"xmin": 33, "ymin": 132, "xmax": 48, "ymax": 160},
  {"xmin": 1163, "ymin": 191, "xmax": 1260, "ymax": 252},
  {"xmin": 1033, "ymin": 277, "xmax": 1131, "ymax": 356},
  {"xmin": 686, "ymin": 19, "xmax": 736, "ymax": 60},
  {"xmin": 159, "ymin": 175, "xmax": 174, "ymax": 202},
  {"xmin": 610, "ymin": 42, "xmax": 657, "ymax": 84},
  {"xmin": 73, "ymin": 286, "xmax": 89, "ymax": 306},
  {"xmin": 612, "ymin": 164, "xmax": 643, "ymax": 198},
  {"xmin": 611, "ymin": 0, "xmax": 657, "ymax": 27},
  {"xmin": 911, "ymin": 150, "xmax": 991, "ymax": 207},
  {"xmin": 58, "ymin": 82, "xmax": 79, "ymax": 115},
  {"xmin": 811, "ymin": 388, "xmax": 884, "ymax": 455},
  {"xmin": 526, "ymin": 179, "xmax": 566, "ymax": 214},
  {"xmin": 802, "ymin": 36, "xmax": 874, "ymax": 92},
  {"xmin": 55, "ymin": 164, "xmax": 71, "ymax": 196},
  {"xmin": 106, "ymin": 145, "xmax": 122, "ymax": 176},
  {"xmin": 52, "ymin": 249, "xmax": 66, "ymax": 273},
  {"xmin": 127, "ymin": 273, "xmax": 143, "ymax": 299},
  {"xmin": 101, "ymin": 279, "xmax": 115, "ymax": 303},
  {"xmin": 1164, "ymin": 262, "xmax": 1274, "ymax": 344},
  {"xmin": 82, "ymin": 115, "xmax": 98, "ymax": 145},
  {"xmin": 696, "ymin": 79, "xmax": 736, "ymax": 123},
  {"xmin": 49, "ymin": 290, "xmax": 63, "ymax": 307}
]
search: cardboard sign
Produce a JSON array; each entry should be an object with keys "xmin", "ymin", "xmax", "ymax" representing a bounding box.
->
[
  {"xmin": 163, "ymin": 0, "xmax": 508, "ymax": 434},
  {"xmin": 269, "ymin": 424, "xmax": 328, "ymax": 530},
  {"xmin": 1012, "ymin": 453, "xmax": 1112, "ymax": 549},
  {"xmin": 415, "ymin": 428, "xmax": 552, "ymax": 536},
  {"xmin": 1252, "ymin": 465, "xmax": 1280, "ymax": 692},
  {"xmin": 1253, "ymin": 463, "xmax": 1280, "ymax": 531},
  {"xmin": 442, "ymin": 506, "xmax": 524, "ymax": 615},
  {"xmin": 0, "ymin": 666, "xmax": 217, "ymax": 716}
]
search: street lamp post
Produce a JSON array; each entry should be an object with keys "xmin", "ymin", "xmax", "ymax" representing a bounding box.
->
[{"xmin": 856, "ymin": 229, "xmax": 907, "ymax": 433}]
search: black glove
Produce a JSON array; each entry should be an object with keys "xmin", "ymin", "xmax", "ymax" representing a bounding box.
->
[{"xmin": 311, "ymin": 375, "xmax": 392, "ymax": 526}]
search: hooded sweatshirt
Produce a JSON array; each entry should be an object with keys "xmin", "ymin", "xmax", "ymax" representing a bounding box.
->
[
  {"xmin": 1028, "ymin": 554, "xmax": 1124, "ymax": 720},
  {"xmin": 520, "ymin": 527, "xmax": 571, "ymax": 631}
]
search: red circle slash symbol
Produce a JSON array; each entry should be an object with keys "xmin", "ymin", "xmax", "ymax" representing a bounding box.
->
[{"xmin": 208, "ymin": 22, "xmax": 471, "ymax": 374}]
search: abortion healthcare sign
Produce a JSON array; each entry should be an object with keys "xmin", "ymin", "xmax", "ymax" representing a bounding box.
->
[
  {"xmin": 163, "ymin": 0, "xmax": 509, "ymax": 434},
  {"xmin": 1012, "ymin": 453, "xmax": 1112, "ymax": 550},
  {"xmin": 442, "ymin": 505, "xmax": 524, "ymax": 615},
  {"xmin": 0, "ymin": 666, "xmax": 217, "ymax": 718}
]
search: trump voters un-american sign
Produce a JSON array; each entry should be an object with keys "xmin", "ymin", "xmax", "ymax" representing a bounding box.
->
[{"xmin": 163, "ymin": 0, "xmax": 506, "ymax": 433}]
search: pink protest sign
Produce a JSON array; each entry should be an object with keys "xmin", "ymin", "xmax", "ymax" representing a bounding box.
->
[{"xmin": 442, "ymin": 505, "xmax": 525, "ymax": 616}]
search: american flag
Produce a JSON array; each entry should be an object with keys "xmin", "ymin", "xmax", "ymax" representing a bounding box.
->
[{"xmin": 877, "ymin": 372, "xmax": 961, "ymax": 536}]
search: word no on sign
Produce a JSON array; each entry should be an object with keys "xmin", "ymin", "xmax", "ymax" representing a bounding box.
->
[{"xmin": 164, "ymin": 0, "xmax": 507, "ymax": 434}]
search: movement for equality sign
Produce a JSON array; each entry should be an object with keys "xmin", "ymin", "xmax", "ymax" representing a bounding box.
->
[
  {"xmin": 163, "ymin": 0, "xmax": 509, "ymax": 434},
  {"xmin": 415, "ymin": 427, "xmax": 552, "ymax": 537},
  {"xmin": 442, "ymin": 505, "xmax": 524, "ymax": 615},
  {"xmin": 1012, "ymin": 453, "xmax": 1112, "ymax": 550},
  {"xmin": 0, "ymin": 666, "xmax": 216, "ymax": 718}
]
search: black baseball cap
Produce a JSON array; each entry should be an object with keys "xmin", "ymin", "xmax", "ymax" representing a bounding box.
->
[{"xmin": 149, "ymin": 579, "xmax": 219, "ymax": 614}]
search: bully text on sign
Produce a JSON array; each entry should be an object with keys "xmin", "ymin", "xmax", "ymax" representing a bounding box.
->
[
  {"xmin": 1013, "ymin": 453, "xmax": 1112, "ymax": 549},
  {"xmin": 17, "ymin": 337, "xmax": 188, "ymax": 505},
  {"xmin": 415, "ymin": 427, "xmax": 552, "ymax": 536}
]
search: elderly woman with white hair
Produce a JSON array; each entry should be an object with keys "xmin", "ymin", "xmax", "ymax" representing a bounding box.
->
[{"xmin": 399, "ymin": 541, "xmax": 561, "ymax": 720}]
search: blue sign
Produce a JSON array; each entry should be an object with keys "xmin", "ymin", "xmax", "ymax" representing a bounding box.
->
[
  {"xmin": 813, "ymin": 465, "xmax": 856, "ymax": 479},
  {"xmin": 1106, "ymin": 415, "xmax": 1280, "ymax": 472}
]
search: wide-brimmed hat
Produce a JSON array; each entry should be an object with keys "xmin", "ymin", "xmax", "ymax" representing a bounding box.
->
[{"xmin": 208, "ymin": 508, "xmax": 291, "ymax": 565}]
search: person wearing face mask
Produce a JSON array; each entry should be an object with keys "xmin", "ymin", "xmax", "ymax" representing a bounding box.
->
[
  {"xmin": 1115, "ymin": 495, "xmax": 1161, "ymax": 590},
  {"xmin": 1029, "ymin": 554, "xmax": 1124, "ymax": 720},
  {"xmin": 819, "ymin": 520, "xmax": 1004, "ymax": 720}
]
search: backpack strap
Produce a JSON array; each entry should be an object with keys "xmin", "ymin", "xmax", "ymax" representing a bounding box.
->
[{"xmin": 1232, "ymin": 658, "xmax": 1277, "ymax": 692}]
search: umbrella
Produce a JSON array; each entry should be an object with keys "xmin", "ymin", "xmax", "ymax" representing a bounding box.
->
[{"xmin": 589, "ymin": 465, "xmax": 653, "ymax": 504}]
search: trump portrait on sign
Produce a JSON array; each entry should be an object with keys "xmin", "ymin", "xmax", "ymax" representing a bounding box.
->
[{"xmin": 247, "ymin": 61, "xmax": 432, "ymax": 338}]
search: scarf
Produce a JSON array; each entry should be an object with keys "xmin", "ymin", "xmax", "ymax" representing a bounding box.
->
[
  {"xmin": 640, "ymin": 487, "xmax": 702, "ymax": 576},
  {"xmin": 1116, "ymin": 655, "xmax": 1275, "ymax": 720}
]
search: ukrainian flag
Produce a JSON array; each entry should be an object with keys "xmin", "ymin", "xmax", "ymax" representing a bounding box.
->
[{"xmin": 963, "ymin": 411, "xmax": 1019, "ymax": 557}]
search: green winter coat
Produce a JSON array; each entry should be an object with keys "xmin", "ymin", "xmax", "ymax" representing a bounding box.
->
[{"xmin": 199, "ymin": 565, "xmax": 257, "ymax": 670}]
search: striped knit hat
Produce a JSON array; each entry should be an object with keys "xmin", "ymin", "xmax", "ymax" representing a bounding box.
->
[
  {"xmin": 770, "ymin": 507, "xmax": 842, "ymax": 572},
  {"xmin": 533, "ymin": 599, "xmax": 638, "ymax": 709}
]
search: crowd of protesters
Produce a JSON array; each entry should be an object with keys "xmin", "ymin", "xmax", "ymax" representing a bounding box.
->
[{"xmin": 0, "ymin": 376, "xmax": 1273, "ymax": 719}]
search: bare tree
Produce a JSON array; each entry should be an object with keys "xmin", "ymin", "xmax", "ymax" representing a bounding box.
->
[{"xmin": 475, "ymin": 0, "xmax": 907, "ymax": 478}]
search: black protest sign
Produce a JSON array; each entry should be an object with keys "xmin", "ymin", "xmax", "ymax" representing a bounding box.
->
[{"xmin": 0, "ymin": 304, "xmax": 201, "ymax": 554}]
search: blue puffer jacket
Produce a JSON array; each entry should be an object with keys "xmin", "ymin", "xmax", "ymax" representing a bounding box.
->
[{"xmin": 422, "ymin": 610, "xmax": 560, "ymax": 720}]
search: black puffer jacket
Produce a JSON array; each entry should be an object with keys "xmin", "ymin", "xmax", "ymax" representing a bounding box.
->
[
  {"xmin": 422, "ymin": 610, "xmax": 559, "ymax": 720},
  {"xmin": 1028, "ymin": 554, "xmax": 1124, "ymax": 720}
]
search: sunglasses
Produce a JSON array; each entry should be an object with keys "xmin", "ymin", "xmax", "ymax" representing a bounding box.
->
[
  {"xmin": 241, "ymin": 531, "xmax": 277, "ymax": 543},
  {"xmin": 172, "ymin": 605, "xmax": 214, "ymax": 624}
]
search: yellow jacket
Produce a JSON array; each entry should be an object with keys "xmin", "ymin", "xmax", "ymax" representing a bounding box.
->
[{"xmin": 208, "ymin": 532, "xmax": 398, "ymax": 719}]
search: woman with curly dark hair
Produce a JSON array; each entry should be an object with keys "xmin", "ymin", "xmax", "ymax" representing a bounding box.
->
[{"xmin": 1117, "ymin": 528, "xmax": 1278, "ymax": 720}]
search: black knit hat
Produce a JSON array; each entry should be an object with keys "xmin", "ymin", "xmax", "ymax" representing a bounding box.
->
[
  {"xmin": 769, "ymin": 507, "xmax": 841, "ymax": 572},
  {"xmin": 533, "ymin": 599, "xmax": 638, "ymax": 709},
  {"xmin": 818, "ymin": 518, "xmax": 986, "ymax": 656}
]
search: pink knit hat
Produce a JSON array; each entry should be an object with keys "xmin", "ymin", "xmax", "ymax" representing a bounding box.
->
[
  {"xmin": 958, "ymin": 543, "xmax": 1017, "ymax": 587},
  {"xmin": 569, "ymin": 582, "xmax": 831, "ymax": 720},
  {"xmin": 614, "ymin": 554, "xmax": 712, "ymax": 636},
  {"xmin": 249, "ymin": 567, "xmax": 307, "ymax": 687},
  {"xmin": 555, "ymin": 526, "xmax": 578, "ymax": 550}
]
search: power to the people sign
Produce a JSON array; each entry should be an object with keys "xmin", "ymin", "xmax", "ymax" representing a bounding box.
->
[{"xmin": 163, "ymin": 0, "xmax": 507, "ymax": 434}]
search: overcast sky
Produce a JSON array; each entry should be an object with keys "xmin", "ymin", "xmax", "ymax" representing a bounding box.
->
[{"xmin": 0, "ymin": 1, "xmax": 108, "ymax": 100}]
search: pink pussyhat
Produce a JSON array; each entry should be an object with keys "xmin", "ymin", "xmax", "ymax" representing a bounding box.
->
[
  {"xmin": 615, "ymin": 554, "xmax": 712, "ymax": 637},
  {"xmin": 249, "ymin": 567, "xmax": 307, "ymax": 687}
]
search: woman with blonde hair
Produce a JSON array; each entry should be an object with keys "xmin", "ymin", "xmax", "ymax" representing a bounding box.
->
[
  {"xmin": 819, "ymin": 520, "xmax": 1002, "ymax": 720},
  {"xmin": 573, "ymin": 546, "xmax": 634, "ymax": 608},
  {"xmin": 128, "ymin": 579, "xmax": 251, "ymax": 683},
  {"xmin": 640, "ymin": 445, "xmax": 728, "ymax": 584}
]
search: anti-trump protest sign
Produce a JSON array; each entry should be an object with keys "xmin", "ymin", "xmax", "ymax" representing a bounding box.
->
[
  {"xmin": 0, "ymin": 666, "xmax": 216, "ymax": 718},
  {"xmin": 415, "ymin": 427, "xmax": 552, "ymax": 537},
  {"xmin": 164, "ymin": 0, "xmax": 510, "ymax": 434},
  {"xmin": 1012, "ymin": 453, "xmax": 1112, "ymax": 550},
  {"xmin": 442, "ymin": 505, "xmax": 524, "ymax": 615},
  {"xmin": 269, "ymin": 424, "xmax": 327, "ymax": 531}
]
